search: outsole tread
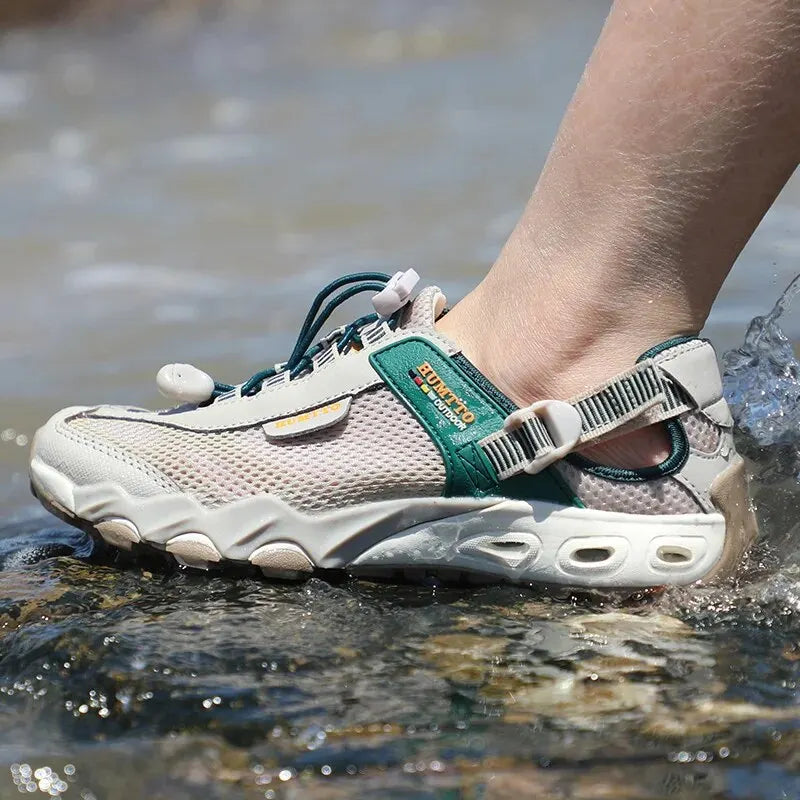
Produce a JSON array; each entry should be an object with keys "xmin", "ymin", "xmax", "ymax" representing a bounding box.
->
[
  {"xmin": 31, "ymin": 484, "xmax": 524, "ymax": 586},
  {"xmin": 29, "ymin": 461, "xmax": 725, "ymax": 589}
]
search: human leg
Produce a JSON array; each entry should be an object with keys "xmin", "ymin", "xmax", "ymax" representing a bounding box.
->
[{"xmin": 439, "ymin": 0, "xmax": 800, "ymax": 466}]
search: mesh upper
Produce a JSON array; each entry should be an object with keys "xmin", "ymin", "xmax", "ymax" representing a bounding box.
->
[
  {"xmin": 554, "ymin": 460, "xmax": 702, "ymax": 515},
  {"xmin": 398, "ymin": 286, "xmax": 445, "ymax": 330},
  {"xmin": 553, "ymin": 411, "xmax": 724, "ymax": 515},
  {"xmin": 55, "ymin": 287, "xmax": 722, "ymax": 517},
  {"xmin": 68, "ymin": 387, "xmax": 446, "ymax": 512},
  {"xmin": 682, "ymin": 411, "xmax": 722, "ymax": 453},
  {"xmin": 68, "ymin": 400, "xmax": 714, "ymax": 516},
  {"xmin": 64, "ymin": 288, "xmax": 453, "ymax": 514}
]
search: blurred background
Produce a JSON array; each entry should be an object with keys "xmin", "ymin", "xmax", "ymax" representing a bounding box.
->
[{"xmin": 1, "ymin": 5, "xmax": 800, "ymax": 799}]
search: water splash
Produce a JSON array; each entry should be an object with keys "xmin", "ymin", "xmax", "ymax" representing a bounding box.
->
[
  {"xmin": 723, "ymin": 274, "xmax": 800, "ymax": 451},
  {"xmin": 722, "ymin": 273, "xmax": 800, "ymax": 555}
]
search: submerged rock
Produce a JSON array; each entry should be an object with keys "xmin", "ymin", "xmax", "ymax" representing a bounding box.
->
[{"xmin": 0, "ymin": 526, "xmax": 93, "ymax": 570}]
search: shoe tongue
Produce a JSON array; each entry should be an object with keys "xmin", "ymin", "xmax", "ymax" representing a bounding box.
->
[{"xmin": 398, "ymin": 285, "xmax": 447, "ymax": 330}]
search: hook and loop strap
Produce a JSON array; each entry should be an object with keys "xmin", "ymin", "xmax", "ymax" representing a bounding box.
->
[{"xmin": 478, "ymin": 360, "xmax": 692, "ymax": 480}]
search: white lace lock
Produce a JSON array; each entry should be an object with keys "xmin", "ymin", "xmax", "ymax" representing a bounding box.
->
[
  {"xmin": 156, "ymin": 363, "xmax": 215, "ymax": 404},
  {"xmin": 372, "ymin": 268, "xmax": 420, "ymax": 319}
]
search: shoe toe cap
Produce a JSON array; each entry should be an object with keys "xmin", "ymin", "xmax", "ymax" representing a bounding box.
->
[{"xmin": 30, "ymin": 406, "xmax": 175, "ymax": 513}]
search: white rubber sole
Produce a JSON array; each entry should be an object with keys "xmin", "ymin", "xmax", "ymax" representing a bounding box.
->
[{"xmin": 29, "ymin": 457, "xmax": 726, "ymax": 588}]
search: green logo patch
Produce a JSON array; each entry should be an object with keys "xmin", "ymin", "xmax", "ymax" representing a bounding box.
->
[
  {"xmin": 369, "ymin": 336, "xmax": 579, "ymax": 506},
  {"xmin": 370, "ymin": 338, "xmax": 506, "ymax": 497}
]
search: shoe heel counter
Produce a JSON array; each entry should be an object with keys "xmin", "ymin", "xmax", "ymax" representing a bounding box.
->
[
  {"xmin": 661, "ymin": 344, "xmax": 759, "ymax": 580},
  {"xmin": 656, "ymin": 339, "xmax": 742, "ymax": 495},
  {"xmin": 674, "ymin": 404, "xmax": 759, "ymax": 582},
  {"xmin": 705, "ymin": 454, "xmax": 759, "ymax": 582}
]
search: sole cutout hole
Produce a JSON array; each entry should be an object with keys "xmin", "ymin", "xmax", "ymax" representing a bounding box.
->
[
  {"xmin": 572, "ymin": 547, "xmax": 613, "ymax": 563},
  {"xmin": 656, "ymin": 545, "xmax": 692, "ymax": 564}
]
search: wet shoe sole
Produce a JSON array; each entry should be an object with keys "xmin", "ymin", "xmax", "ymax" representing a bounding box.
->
[{"xmin": 29, "ymin": 456, "xmax": 728, "ymax": 588}]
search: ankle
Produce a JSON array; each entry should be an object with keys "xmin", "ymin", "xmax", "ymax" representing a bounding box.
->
[
  {"xmin": 436, "ymin": 281, "xmax": 689, "ymax": 468},
  {"xmin": 439, "ymin": 287, "xmax": 684, "ymax": 404}
]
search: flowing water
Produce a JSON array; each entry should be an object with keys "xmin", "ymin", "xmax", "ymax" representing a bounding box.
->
[{"xmin": 1, "ymin": 2, "xmax": 800, "ymax": 798}]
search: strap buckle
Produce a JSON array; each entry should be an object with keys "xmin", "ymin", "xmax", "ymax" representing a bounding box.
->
[{"xmin": 505, "ymin": 400, "xmax": 583, "ymax": 475}]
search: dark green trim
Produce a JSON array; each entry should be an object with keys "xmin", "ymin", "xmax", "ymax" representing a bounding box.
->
[
  {"xmin": 456, "ymin": 442, "xmax": 497, "ymax": 494},
  {"xmin": 637, "ymin": 335, "xmax": 699, "ymax": 362},
  {"xmin": 451, "ymin": 353, "xmax": 517, "ymax": 414},
  {"xmin": 450, "ymin": 352, "xmax": 581, "ymax": 505},
  {"xmin": 370, "ymin": 338, "xmax": 508, "ymax": 498},
  {"xmin": 370, "ymin": 339, "xmax": 579, "ymax": 506},
  {"xmin": 499, "ymin": 470, "xmax": 586, "ymax": 506},
  {"xmin": 566, "ymin": 418, "xmax": 689, "ymax": 482},
  {"xmin": 375, "ymin": 334, "xmax": 695, "ymax": 493}
]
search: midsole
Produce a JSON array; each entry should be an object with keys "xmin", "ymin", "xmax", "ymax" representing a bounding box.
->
[{"xmin": 30, "ymin": 457, "xmax": 725, "ymax": 586}]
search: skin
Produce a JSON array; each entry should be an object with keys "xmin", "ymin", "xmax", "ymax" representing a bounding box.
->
[{"xmin": 439, "ymin": 0, "xmax": 800, "ymax": 466}]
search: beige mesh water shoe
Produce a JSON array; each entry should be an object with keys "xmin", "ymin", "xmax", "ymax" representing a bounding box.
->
[{"xmin": 30, "ymin": 270, "xmax": 757, "ymax": 587}]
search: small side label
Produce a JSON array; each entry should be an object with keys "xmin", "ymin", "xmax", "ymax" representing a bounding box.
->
[{"xmin": 263, "ymin": 397, "xmax": 351, "ymax": 439}]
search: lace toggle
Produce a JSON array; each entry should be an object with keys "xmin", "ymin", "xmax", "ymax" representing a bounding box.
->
[
  {"xmin": 372, "ymin": 269, "xmax": 420, "ymax": 318},
  {"xmin": 156, "ymin": 363, "xmax": 215, "ymax": 404}
]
